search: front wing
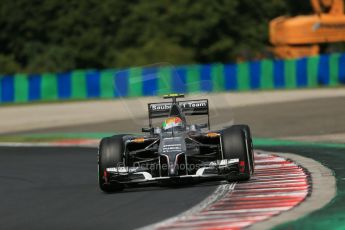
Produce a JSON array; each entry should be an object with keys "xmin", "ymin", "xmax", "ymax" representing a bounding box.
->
[{"xmin": 104, "ymin": 158, "xmax": 242, "ymax": 185}]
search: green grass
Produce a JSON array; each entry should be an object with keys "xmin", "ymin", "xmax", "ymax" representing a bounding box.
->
[{"xmin": 254, "ymin": 138, "xmax": 345, "ymax": 149}]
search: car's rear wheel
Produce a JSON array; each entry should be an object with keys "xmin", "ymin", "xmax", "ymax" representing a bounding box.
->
[
  {"xmin": 98, "ymin": 135, "xmax": 125, "ymax": 192},
  {"xmin": 231, "ymin": 125, "xmax": 254, "ymax": 175},
  {"xmin": 221, "ymin": 127, "xmax": 251, "ymax": 181}
]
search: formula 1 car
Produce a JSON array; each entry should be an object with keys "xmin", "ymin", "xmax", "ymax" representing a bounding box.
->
[{"xmin": 98, "ymin": 94, "xmax": 254, "ymax": 192}]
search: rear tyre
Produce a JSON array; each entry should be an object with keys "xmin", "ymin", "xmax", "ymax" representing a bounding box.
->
[
  {"xmin": 98, "ymin": 135, "xmax": 125, "ymax": 192},
  {"xmin": 231, "ymin": 125, "xmax": 254, "ymax": 175},
  {"xmin": 221, "ymin": 127, "xmax": 251, "ymax": 181}
]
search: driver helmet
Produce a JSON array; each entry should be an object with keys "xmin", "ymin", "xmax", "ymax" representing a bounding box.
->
[{"xmin": 162, "ymin": 117, "xmax": 183, "ymax": 130}]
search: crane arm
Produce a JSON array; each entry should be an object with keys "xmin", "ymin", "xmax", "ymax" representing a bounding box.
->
[
  {"xmin": 269, "ymin": 0, "xmax": 345, "ymax": 58},
  {"xmin": 311, "ymin": 0, "xmax": 344, "ymax": 15}
]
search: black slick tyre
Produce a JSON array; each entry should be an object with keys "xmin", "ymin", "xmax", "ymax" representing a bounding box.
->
[
  {"xmin": 221, "ymin": 127, "xmax": 251, "ymax": 181},
  {"xmin": 98, "ymin": 135, "xmax": 125, "ymax": 192},
  {"xmin": 230, "ymin": 125, "xmax": 254, "ymax": 175}
]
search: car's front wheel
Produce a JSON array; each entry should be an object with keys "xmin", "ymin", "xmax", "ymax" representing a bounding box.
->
[
  {"xmin": 221, "ymin": 126, "xmax": 251, "ymax": 181},
  {"xmin": 230, "ymin": 125, "xmax": 254, "ymax": 175},
  {"xmin": 98, "ymin": 135, "xmax": 125, "ymax": 192}
]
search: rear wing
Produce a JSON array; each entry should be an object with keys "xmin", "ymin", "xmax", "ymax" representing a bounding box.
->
[{"xmin": 148, "ymin": 99, "xmax": 210, "ymax": 127}]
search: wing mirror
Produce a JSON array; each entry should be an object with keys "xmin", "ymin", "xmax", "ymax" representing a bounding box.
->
[
  {"xmin": 197, "ymin": 123, "xmax": 208, "ymax": 129},
  {"xmin": 142, "ymin": 127, "xmax": 154, "ymax": 133}
]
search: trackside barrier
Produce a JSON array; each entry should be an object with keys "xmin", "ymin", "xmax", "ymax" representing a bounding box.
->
[{"xmin": 1, "ymin": 53, "xmax": 345, "ymax": 103}]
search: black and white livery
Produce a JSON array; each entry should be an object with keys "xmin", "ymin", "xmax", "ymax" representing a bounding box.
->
[{"xmin": 98, "ymin": 94, "xmax": 254, "ymax": 192}]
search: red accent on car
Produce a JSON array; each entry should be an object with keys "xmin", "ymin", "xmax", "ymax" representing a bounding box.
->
[
  {"xmin": 103, "ymin": 170, "xmax": 108, "ymax": 183},
  {"xmin": 239, "ymin": 160, "xmax": 245, "ymax": 172}
]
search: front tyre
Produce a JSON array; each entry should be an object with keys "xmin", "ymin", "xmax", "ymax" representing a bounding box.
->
[
  {"xmin": 221, "ymin": 127, "xmax": 251, "ymax": 181},
  {"xmin": 98, "ymin": 135, "xmax": 125, "ymax": 192},
  {"xmin": 231, "ymin": 125, "xmax": 254, "ymax": 175}
]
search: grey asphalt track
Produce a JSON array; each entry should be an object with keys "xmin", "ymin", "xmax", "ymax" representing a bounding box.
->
[
  {"xmin": 1, "ymin": 96, "xmax": 344, "ymax": 230},
  {"xmin": 0, "ymin": 146, "xmax": 219, "ymax": 230}
]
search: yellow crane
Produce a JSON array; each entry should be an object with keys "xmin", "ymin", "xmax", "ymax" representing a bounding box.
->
[{"xmin": 270, "ymin": 0, "xmax": 345, "ymax": 58}]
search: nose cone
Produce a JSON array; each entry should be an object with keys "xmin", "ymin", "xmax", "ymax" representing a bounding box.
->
[
  {"xmin": 159, "ymin": 136, "xmax": 186, "ymax": 176},
  {"xmin": 169, "ymin": 164, "xmax": 177, "ymax": 176}
]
